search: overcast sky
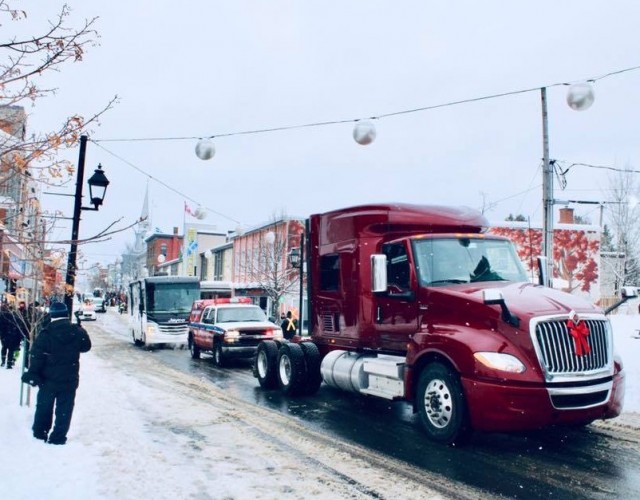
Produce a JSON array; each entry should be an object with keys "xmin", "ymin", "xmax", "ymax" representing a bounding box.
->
[{"xmin": 18, "ymin": 1, "xmax": 640, "ymax": 272}]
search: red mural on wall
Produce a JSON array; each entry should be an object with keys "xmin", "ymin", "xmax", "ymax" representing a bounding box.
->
[{"xmin": 489, "ymin": 227, "xmax": 599, "ymax": 294}]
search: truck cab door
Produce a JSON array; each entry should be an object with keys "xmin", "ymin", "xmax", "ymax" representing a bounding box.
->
[{"xmin": 373, "ymin": 242, "xmax": 418, "ymax": 352}]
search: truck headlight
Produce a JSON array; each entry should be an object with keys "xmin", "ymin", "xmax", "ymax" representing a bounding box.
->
[
  {"xmin": 224, "ymin": 330, "xmax": 240, "ymax": 343},
  {"xmin": 146, "ymin": 324, "xmax": 157, "ymax": 335},
  {"xmin": 474, "ymin": 352, "xmax": 526, "ymax": 374}
]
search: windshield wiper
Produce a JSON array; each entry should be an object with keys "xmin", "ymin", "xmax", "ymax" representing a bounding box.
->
[{"xmin": 429, "ymin": 279, "xmax": 469, "ymax": 285}]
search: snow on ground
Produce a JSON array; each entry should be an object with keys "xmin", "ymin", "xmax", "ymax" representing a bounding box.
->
[{"xmin": 0, "ymin": 311, "xmax": 638, "ymax": 500}]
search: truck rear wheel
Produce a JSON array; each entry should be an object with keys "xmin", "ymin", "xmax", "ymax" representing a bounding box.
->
[
  {"xmin": 255, "ymin": 341, "xmax": 279, "ymax": 389},
  {"xmin": 277, "ymin": 343, "xmax": 307, "ymax": 396},
  {"xmin": 416, "ymin": 362, "xmax": 471, "ymax": 445},
  {"xmin": 299, "ymin": 342, "xmax": 322, "ymax": 395},
  {"xmin": 189, "ymin": 336, "xmax": 200, "ymax": 359}
]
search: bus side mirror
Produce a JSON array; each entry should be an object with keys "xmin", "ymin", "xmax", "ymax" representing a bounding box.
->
[{"xmin": 371, "ymin": 254, "xmax": 388, "ymax": 293}]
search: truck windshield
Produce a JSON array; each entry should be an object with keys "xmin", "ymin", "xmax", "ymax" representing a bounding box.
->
[
  {"xmin": 412, "ymin": 237, "xmax": 528, "ymax": 286},
  {"xmin": 146, "ymin": 283, "xmax": 200, "ymax": 313},
  {"xmin": 217, "ymin": 306, "xmax": 266, "ymax": 323}
]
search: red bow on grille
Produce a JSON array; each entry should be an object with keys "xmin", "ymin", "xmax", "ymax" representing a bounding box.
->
[{"xmin": 567, "ymin": 319, "xmax": 590, "ymax": 356}]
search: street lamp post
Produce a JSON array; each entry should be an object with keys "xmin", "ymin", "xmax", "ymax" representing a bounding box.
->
[
  {"xmin": 287, "ymin": 232, "xmax": 305, "ymax": 336},
  {"xmin": 63, "ymin": 135, "xmax": 110, "ymax": 318}
]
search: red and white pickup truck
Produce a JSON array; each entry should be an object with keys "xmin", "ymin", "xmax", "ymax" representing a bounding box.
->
[{"xmin": 188, "ymin": 297, "xmax": 283, "ymax": 366}]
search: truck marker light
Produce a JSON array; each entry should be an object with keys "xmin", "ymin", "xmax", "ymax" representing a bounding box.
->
[{"xmin": 474, "ymin": 352, "xmax": 526, "ymax": 374}]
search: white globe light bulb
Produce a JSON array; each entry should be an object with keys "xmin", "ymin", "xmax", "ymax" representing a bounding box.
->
[
  {"xmin": 566, "ymin": 83, "xmax": 595, "ymax": 111},
  {"xmin": 195, "ymin": 139, "xmax": 216, "ymax": 160},
  {"xmin": 157, "ymin": 254, "xmax": 166, "ymax": 263},
  {"xmin": 353, "ymin": 121, "xmax": 377, "ymax": 145},
  {"xmin": 265, "ymin": 231, "xmax": 276, "ymax": 244}
]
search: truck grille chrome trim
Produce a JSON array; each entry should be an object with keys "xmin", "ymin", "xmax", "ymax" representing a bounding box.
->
[{"xmin": 531, "ymin": 315, "xmax": 613, "ymax": 382}]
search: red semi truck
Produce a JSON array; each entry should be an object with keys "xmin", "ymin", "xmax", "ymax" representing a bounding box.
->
[{"xmin": 253, "ymin": 203, "xmax": 630, "ymax": 444}]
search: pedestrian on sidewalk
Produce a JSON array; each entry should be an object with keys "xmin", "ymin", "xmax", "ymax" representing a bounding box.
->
[
  {"xmin": 1, "ymin": 304, "xmax": 21, "ymax": 369},
  {"xmin": 21, "ymin": 302, "xmax": 91, "ymax": 445}
]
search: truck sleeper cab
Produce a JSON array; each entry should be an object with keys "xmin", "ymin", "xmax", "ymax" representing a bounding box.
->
[
  {"xmin": 253, "ymin": 203, "xmax": 627, "ymax": 445},
  {"xmin": 188, "ymin": 297, "xmax": 283, "ymax": 366}
]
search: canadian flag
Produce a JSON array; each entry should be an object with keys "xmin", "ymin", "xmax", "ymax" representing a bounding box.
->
[{"xmin": 185, "ymin": 202, "xmax": 207, "ymax": 220}]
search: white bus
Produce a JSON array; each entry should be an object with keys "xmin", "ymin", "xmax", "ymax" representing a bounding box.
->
[{"xmin": 129, "ymin": 276, "xmax": 200, "ymax": 347}]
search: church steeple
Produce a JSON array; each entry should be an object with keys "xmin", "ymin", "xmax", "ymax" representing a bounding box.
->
[{"xmin": 133, "ymin": 182, "xmax": 151, "ymax": 253}]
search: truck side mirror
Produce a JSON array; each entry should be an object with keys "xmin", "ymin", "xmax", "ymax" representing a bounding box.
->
[
  {"xmin": 536, "ymin": 256, "xmax": 548, "ymax": 287},
  {"xmin": 371, "ymin": 254, "xmax": 388, "ymax": 293},
  {"xmin": 621, "ymin": 286, "xmax": 638, "ymax": 299}
]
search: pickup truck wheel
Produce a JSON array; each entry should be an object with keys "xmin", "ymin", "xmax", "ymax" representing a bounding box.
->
[
  {"xmin": 189, "ymin": 336, "xmax": 200, "ymax": 359},
  {"xmin": 255, "ymin": 341, "xmax": 278, "ymax": 389},
  {"xmin": 416, "ymin": 363, "xmax": 471, "ymax": 445},
  {"xmin": 299, "ymin": 342, "xmax": 322, "ymax": 395},
  {"xmin": 213, "ymin": 342, "xmax": 226, "ymax": 367},
  {"xmin": 277, "ymin": 343, "xmax": 307, "ymax": 396}
]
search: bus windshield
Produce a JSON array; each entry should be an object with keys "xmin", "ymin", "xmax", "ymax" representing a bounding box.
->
[
  {"xmin": 146, "ymin": 283, "xmax": 200, "ymax": 313},
  {"xmin": 412, "ymin": 237, "xmax": 528, "ymax": 286}
]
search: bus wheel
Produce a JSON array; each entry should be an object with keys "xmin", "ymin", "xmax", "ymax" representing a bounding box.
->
[
  {"xmin": 189, "ymin": 336, "xmax": 200, "ymax": 359},
  {"xmin": 299, "ymin": 342, "xmax": 322, "ymax": 395},
  {"xmin": 255, "ymin": 341, "xmax": 278, "ymax": 389},
  {"xmin": 277, "ymin": 343, "xmax": 307, "ymax": 396},
  {"xmin": 416, "ymin": 362, "xmax": 471, "ymax": 445},
  {"xmin": 213, "ymin": 342, "xmax": 226, "ymax": 367},
  {"xmin": 132, "ymin": 330, "xmax": 141, "ymax": 347}
]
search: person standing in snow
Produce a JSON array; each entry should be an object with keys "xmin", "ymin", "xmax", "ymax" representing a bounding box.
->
[
  {"xmin": 0, "ymin": 304, "xmax": 21, "ymax": 368},
  {"xmin": 280, "ymin": 311, "xmax": 298, "ymax": 340},
  {"xmin": 21, "ymin": 302, "xmax": 91, "ymax": 445}
]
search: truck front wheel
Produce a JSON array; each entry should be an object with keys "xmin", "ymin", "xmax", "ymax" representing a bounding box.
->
[
  {"xmin": 189, "ymin": 336, "xmax": 200, "ymax": 359},
  {"xmin": 277, "ymin": 343, "xmax": 307, "ymax": 396},
  {"xmin": 416, "ymin": 363, "xmax": 471, "ymax": 445},
  {"xmin": 213, "ymin": 342, "xmax": 226, "ymax": 367},
  {"xmin": 255, "ymin": 341, "xmax": 279, "ymax": 389}
]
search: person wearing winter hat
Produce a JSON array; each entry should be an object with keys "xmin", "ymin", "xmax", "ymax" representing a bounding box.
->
[{"xmin": 21, "ymin": 301, "xmax": 91, "ymax": 445}]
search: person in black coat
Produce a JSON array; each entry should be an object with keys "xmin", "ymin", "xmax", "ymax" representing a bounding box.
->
[
  {"xmin": 21, "ymin": 302, "xmax": 91, "ymax": 445},
  {"xmin": 0, "ymin": 305, "xmax": 22, "ymax": 369}
]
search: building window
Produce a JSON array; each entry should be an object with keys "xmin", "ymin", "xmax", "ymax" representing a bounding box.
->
[{"xmin": 214, "ymin": 251, "xmax": 224, "ymax": 281}]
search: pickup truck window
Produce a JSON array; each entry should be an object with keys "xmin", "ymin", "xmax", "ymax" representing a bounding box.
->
[
  {"xmin": 217, "ymin": 306, "xmax": 267, "ymax": 323},
  {"xmin": 413, "ymin": 237, "xmax": 528, "ymax": 286}
]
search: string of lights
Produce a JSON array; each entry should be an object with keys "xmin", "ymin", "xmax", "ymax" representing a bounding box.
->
[
  {"xmin": 88, "ymin": 63, "xmax": 640, "ymax": 228},
  {"xmin": 91, "ymin": 63, "xmax": 640, "ymax": 149}
]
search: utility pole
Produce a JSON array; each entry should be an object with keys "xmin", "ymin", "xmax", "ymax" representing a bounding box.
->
[{"xmin": 541, "ymin": 88, "xmax": 554, "ymax": 287}]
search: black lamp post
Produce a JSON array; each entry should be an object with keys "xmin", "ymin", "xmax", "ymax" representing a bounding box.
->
[
  {"xmin": 287, "ymin": 232, "xmax": 305, "ymax": 336},
  {"xmin": 63, "ymin": 135, "xmax": 110, "ymax": 318}
]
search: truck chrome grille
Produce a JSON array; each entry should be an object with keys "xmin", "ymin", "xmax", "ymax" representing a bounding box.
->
[{"xmin": 534, "ymin": 319, "xmax": 609, "ymax": 374}]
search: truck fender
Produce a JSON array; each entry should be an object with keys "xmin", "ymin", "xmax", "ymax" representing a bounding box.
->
[{"xmin": 407, "ymin": 350, "xmax": 463, "ymax": 412}]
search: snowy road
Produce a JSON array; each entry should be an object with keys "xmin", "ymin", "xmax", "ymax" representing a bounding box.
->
[{"xmin": 89, "ymin": 310, "xmax": 640, "ymax": 499}]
